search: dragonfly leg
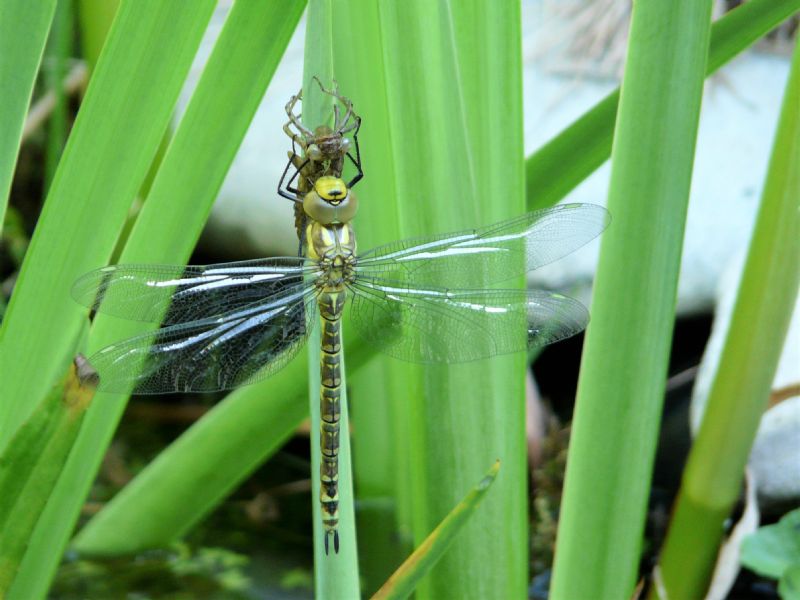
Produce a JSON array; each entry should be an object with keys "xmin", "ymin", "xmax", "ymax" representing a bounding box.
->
[
  {"xmin": 282, "ymin": 120, "xmax": 307, "ymax": 154},
  {"xmin": 277, "ymin": 154, "xmax": 309, "ymax": 203},
  {"xmin": 335, "ymin": 95, "xmax": 355, "ymax": 135},
  {"xmin": 284, "ymin": 89, "xmax": 313, "ymax": 141},
  {"xmin": 311, "ymin": 76, "xmax": 357, "ymax": 135},
  {"xmin": 333, "ymin": 102, "xmax": 341, "ymax": 132},
  {"xmin": 346, "ymin": 117, "xmax": 363, "ymax": 189}
]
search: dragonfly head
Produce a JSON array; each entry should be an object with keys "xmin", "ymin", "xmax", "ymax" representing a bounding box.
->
[{"xmin": 304, "ymin": 176, "xmax": 358, "ymax": 225}]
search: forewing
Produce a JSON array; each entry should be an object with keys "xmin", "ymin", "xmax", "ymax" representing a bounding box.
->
[
  {"xmin": 72, "ymin": 258, "xmax": 313, "ymax": 325},
  {"xmin": 349, "ymin": 278, "xmax": 588, "ymax": 363},
  {"xmin": 87, "ymin": 286, "xmax": 317, "ymax": 394},
  {"xmin": 355, "ymin": 203, "xmax": 609, "ymax": 288}
]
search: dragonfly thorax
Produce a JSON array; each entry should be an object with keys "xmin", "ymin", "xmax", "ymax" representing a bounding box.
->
[
  {"xmin": 303, "ymin": 176, "xmax": 358, "ymax": 225},
  {"xmin": 306, "ymin": 218, "xmax": 357, "ymax": 290},
  {"xmin": 318, "ymin": 253, "xmax": 356, "ymax": 289}
]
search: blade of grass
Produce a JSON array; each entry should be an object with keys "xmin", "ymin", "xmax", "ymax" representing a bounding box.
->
[
  {"xmin": 0, "ymin": 357, "xmax": 94, "ymax": 594},
  {"xmin": 653, "ymin": 36, "xmax": 800, "ymax": 600},
  {"xmin": 76, "ymin": 0, "xmax": 119, "ymax": 69},
  {"xmin": 0, "ymin": 0, "xmax": 57, "ymax": 231},
  {"xmin": 550, "ymin": 1, "xmax": 713, "ymax": 598},
  {"xmin": 43, "ymin": 0, "xmax": 73, "ymax": 192},
  {"xmin": 304, "ymin": 1, "xmax": 360, "ymax": 594},
  {"xmin": 526, "ymin": 0, "xmax": 800, "ymax": 210},
  {"xmin": 377, "ymin": 3, "xmax": 527, "ymax": 599},
  {"xmin": 370, "ymin": 461, "xmax": 501, "ymax": 600},
  {"xmin": 0, "ymin": 1, "xmax": 216, "ymax": 448},
  {"xmin": 331, "ymin": 1, "xmax": 410, "ymax": 592}
]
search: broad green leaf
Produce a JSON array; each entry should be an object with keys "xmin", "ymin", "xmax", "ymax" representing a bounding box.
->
[
  {"xmin": 741, "ymin": 509, "xmax": 800, "ymax": 579},
  {"xmin": 780, "ymin": 563, "xmax": 800, "ymax": 600},
  {"xmin": 551, "ymin": 2, "xmax": 713, "ymax": 598},
  {"xmin": 375, "ymin": 4, "xmax": 527, "ymax": 599},
  {"xmin": 331, "ymin": 1, "xmax": 411, "ymax": 592},
  {"xmin": 0, "ymin": 0, "xmax": 57, "ymax": 230}
]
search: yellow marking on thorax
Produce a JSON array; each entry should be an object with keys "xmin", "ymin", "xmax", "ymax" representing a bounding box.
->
[{"xmin": 338, "ymin": 224, "xmax": 351, "ymax": 246}]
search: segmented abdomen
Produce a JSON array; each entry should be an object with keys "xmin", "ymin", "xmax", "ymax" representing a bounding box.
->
[{"xmin": 318, "ymin": 291, "xmax": 343, "ymax": 554}]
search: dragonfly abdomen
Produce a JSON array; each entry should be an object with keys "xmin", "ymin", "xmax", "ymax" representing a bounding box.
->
[
  {"xmin": 303, "ymin": 187, "xmax": 357, "ymax": 555},
  {"xmin": 318, "ymin": 291, "xmax": 344, "ymax": 554}
]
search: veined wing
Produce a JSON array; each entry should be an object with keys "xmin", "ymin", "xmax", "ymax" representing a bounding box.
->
[
  {"xmin": 348, "ymin": 277, "xmax": 588, "ymax": 363},
  {"xmin": 355, "ymin": 204, "xmax": 609, "ymax": 288},
  {"xmin": 87, "ymin": 285, "xmax": 317, "ymax": 394},
  {"xmin": 72, "ymin": 258, "xmax": 315, "ymax": 325}
]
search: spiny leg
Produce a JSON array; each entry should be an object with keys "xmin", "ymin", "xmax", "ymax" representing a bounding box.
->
[
  {"xmin": 333, "ymin": 102, "xmax": 341, "ymax": 132},
  {"xmin": 284, "ymin": 89, "xmax": 314, "ymax": 148},
  {"xmin": 311, "ymin": 76, "xmax": 357, "ymax": 135},
  {"xmin": 334, "ymin": 96, "xmax": 355, "ymax": 134},
  {"xmin": 329, "ymin": 80, "xmax": 356, "ymax": 134},
  {"xmin": 338, "ymin": 113, "xmax": 358, "ymax": 136},
  {"xmin": 284, "ymin": 88, "xmax": 302, "ymax": 115},
  {"xmin": 285, "ymin": 89, "xmax": 312, "ymax": 137},
  {"xmin": 333, "ymin": 94, "xmax": 355, "ymax": 134},
  {"xmin": 283, "ymin": 120, "xmax": 308, "ymax": 152}
]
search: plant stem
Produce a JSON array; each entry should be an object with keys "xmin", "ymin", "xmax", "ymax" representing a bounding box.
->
[{"xmin": 653, "ymin": 35, "xmax": 800, "ymax": 600}]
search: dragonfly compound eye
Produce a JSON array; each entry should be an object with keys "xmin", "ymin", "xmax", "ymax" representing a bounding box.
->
[{"xmin": 304, "ymin": 177, "xmax": 358, "ymax": 224}]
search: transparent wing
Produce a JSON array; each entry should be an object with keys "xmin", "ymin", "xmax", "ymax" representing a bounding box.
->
[
  {"xmin": 72, "ymin": 258, "xmax": 314, "ymax": 325},
  {"xmin": 87, "ymin": 285, "xmax": 317, "ymax": 394},
  {"xmin": 355, "ymin": 204, "xmax": 609, "ymax": 288},
  {"xmin": 348, "ymin": 277, "xmax": 588, "ymax": 363}
]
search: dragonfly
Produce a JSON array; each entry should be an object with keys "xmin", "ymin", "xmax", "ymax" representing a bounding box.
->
[{"xmin": 72, "ymin": 182, "xmax": 608, "ymax": 553}]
